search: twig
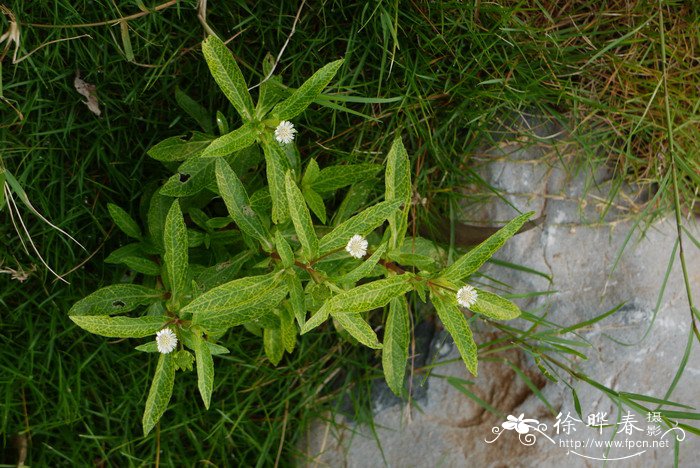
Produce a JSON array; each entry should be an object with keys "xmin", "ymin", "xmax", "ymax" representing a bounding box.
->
[
  {"xmin": 197, "ymin": 0, "xmax": 216, "ymax": 37},
  {"xmin": 248, "ymin": 0, "xmax": 307, "ymax": 91}
]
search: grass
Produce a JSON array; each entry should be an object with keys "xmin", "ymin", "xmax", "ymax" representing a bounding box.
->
[{"xmin": 1, "ymin": 0, "xmax": 698, "ymax": 465}]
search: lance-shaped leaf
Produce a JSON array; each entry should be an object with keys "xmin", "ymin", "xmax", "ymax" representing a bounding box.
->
[
  {"xmin": 202, "ymin": 123, "xmax": 257, "ymax": 158},
  {"xmin": 275, "ymin": 231, "xmax": 294, "ymax": 268},
  {"xmin": 193, "ymin": 333, "xmax": 214, "ymax": 409},
  {"xmin": 147, "ymin": 134, "xmax": 213, "ymax": 162},
  {"xmin": 471, "ymin": 288, "xmax": 521, "ymax": 320},
  {"xmin": 164, "ymin": 201, "xmax": 188, "ymax": 304},
  {"xmin": 147, "ymin": 192, "xmax": 173, "ymax": 252},
  {"xmin": 318, "ymin": 199, "xmax": 402, "ymax": 255},
  {"xmin": 175, "ymin": 87, "xmax": 213, "ymax": 133},
  {"xmin": 273, "ymin": 59, "xmax": 344, "ymax": 121},
  {"xmin": 441, "ymin": 211, "xmax": 534, "ymax": 283},
  {"xmin": 160, "ymin": 156, "xmax": 215, "ymax": 197},
  {"xmin": 69, "ymin": 315, "xmax": 166, "ymax": 338},
  {"xmin": 302, "ymin": 185, "xmax": 326, "ymax": 223},
  {"xmin": 285, "ymin": 171, "xmax": 318, "ymax": 261},
  {"xmin": 286, "ymin": 272, "xmax": 306, "ymax": 327},
  {"xmin": 280, "ymin": 307, "xmax": 297, "ymax": 353},
  {"xmin": 142, "ymin": 353, "xmax": 176, "ymax": 436},
  {"xmin": 185, "ymin": 272, "xmax": 287, "ymax": 330},
  {"xmin": 201, "ymin": 35, "xmax": 254, "ymax": 120},
  {"xmin": 302, "ymin": 274, "xmax": 412, "ymax": 333},
  {"xmin": 108, "ymin": 203, "xmax": 142, "ymax": 239},
  {"xmin": 260, "ymin": 137, "xmax": 289, "ymax": 223},
  {"xmin": 264, "ymin": 327, "xmax": 284, "ymax": 365},
  {"xmin": 215, "ymin": 159, "xmax": 271, "ymax": 248},
  {"xmin": 311, "ymin": 163, "xmax": 382, "ymax": 194},
  {"xmin": 382, "ymin": 296, "xmax": 410, "ymax": 395},
  {"xmin": 69, "ymin": 284, "xmax": 162, "ymax": 316},
  {"xmin": 385, "ymin": 137, "xmax": 411, "ymax": 250},
  {"xmin": 336, "ymin": 242, "xmax": 388, "ymax": 284},
  {"xmin": 332, "ymin": 312, "xmax": 382, "ymax": 349},
  {"xmin": 432, "ymin": 292, "xmax": 478, "ymax": 376}
]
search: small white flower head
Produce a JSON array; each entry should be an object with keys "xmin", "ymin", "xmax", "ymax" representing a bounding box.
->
[
  {"xmin": 155, "ymin": 328, "xmax": 178, "ymax": 354},
  {"xmin": 345, "ymin": 234, "xmax": 368, "ymax": 259},
  {"xmin": 456, "ymin": 285, "xmax": 478, "ymax": 308},
  {"xmin": 274, "ymin": 120, "xmax": 297, "ymax": 144}
]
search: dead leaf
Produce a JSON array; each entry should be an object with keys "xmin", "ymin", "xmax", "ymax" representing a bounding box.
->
[
  {"xmin": 74, "ymin": 71, "xmax": 101, "ymax": 116},
  {"xmin": 0, "ymin": 6, "xmax": 20, "ymax": 63}
]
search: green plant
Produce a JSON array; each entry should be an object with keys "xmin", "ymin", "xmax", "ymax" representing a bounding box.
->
[{"xmin": 67, "ymin": 35, "xmax": 532, "ymax": 436}]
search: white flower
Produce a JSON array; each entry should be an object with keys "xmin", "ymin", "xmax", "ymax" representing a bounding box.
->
[
  {"xmin": 155, "ymin": 328, "xmax": 178, "ymax": 354},
  {"xmin": 345, "ymin": 234, "xmax": 368, "ymax": 259},
  {"xmin": 274, "ymin": 120, "xmax": 297, "ymax": 144},
  {"xmin": 456, "ymin": 284, "xmax": 478, "ymax": 308}
]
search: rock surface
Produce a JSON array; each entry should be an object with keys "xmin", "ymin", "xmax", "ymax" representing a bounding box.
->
[{"xmin": 301, "ymin": 120, "xmax": 700, "ymax": 467}]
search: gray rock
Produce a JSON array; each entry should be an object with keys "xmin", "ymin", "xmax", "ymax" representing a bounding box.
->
[{"xmin": 300, "ymin": 120, "xmax": 699, "ymax": 467}]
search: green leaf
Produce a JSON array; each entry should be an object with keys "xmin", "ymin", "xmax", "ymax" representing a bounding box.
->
[
  {"xmin": 173, "ymin": 349, "xmax": 195, "ymax": 372},
  {"xmin": 383, "ymin": 296, "xmax": 409, "ymax": 395},
  {"xmin": 142, "ymin": 353, "xmax": 176, "ymax": 436},
  {"xmin": 388, "ymin": 237, "xmax": 444, "ymax": 272},
  {"xmin": 215, "ymin": 159, "xmax": 271, "ymax": 248},
  {"xmin": 285, "ymin": 171, "xmax": 318, "ymax": 261},
  {"xmin": 385, "ymin": 137, "xmax": 411, "ymax": 249},
  {"xmin": 286, "ymin": 272, "xmax": 306, "ymax": 327},
  {"xmin": 301, "ymin": 158, "xmax": 320, "ymax": 187},
  {"xmin": 147, "ymin": 134, "xmax": 212, "ymax": 162},
  {"xmin": 216, "ymin": 110, "xmax": 229, "ymax": 134},
  {"xmin": 333, "ymin": 179, "xmax": 377, "ymax": 225},
  {"xmin": 201, "ymin": 35, "xmax": 254, "ymax": 120},
  {"xmin": 273, "ymin": 59, "xmax": 344, "ymax": 121},
  {"xmin": 195, "ymin": 251, "xmax": 251, "ymax": 290},
  {"xmin": 193, "ymin": 333, "xmax": 214, "ymax": 409},
  {"xmin": 311, "ymin": 163, "xmax": 382, "ymax": 194},
  {"xmin": 121, "ymin": 257, "xmax": 161, "ymax": 276},
  {"xmin": 69, "ymin": 315, "xmax": 166, "ymax": 338},
  {"xmin": 164, "ymin": 201, "xmax": 189, "ymax": 305},
  {"xmin": 275, "ymin": 230, "xmax": 294, "ymax": 268},
  {"xmin": 175, "ymin": 87, "xmax": 213, "ymax": 133},
  {"xmin": 186, "ymin": 272, "xmax": 287, "ymax": 330},
  {"xmin": 471, "ymin": 288, "xmax": 521, "ymax": 320},
  {"xmin": 202, "ymin": 123, "xmax": 257, "ymax": 158},
  {"xmin": 441, "ymin": 212, "xmax": 534, "ymax": 282},
  {"xmin": 69, "ymin": 284, "xmax": 162, "ymax": 316},
  {"xmin": 432, "ymin": 292, "xmax": 478, "ymax": 376},
  {"xmin": 264, "ymin": 327, "xmax": 284, "ymax": 365},
  {"xmin": 135, "ymin": 341, "xmax": 158, "ymax": 352},
  {"xmin": 108, "ymin": 203, "xmax": 142, "ymax": 240},
  {"xmin": 331, "ymin": 312, "xmax": 382, "ymax": 349},
  {"xmin": 280, "ymin": 307, "xmax": 297, "ymax": 354},
  {"xmin": 302, "ymin": 185, "xmax": 326, "ymax": 223},
  {"xmin": 336, "ymin": 242, "xmax": 388, "ymax": 284},
  {"xmin": 160, "ymin": 156, "xmax": 215, "ymax": 197},
  {"xmin": 260, "ymin": 137, "xmax": 290, "ymax": 223},
  {"xmin": 146, "ymin": 192, "xmax": 173, "ymax": 252},
  {"xmin": 318, "ymin": 199, "xmax": 402, "ymax": 255},
  {"xmin": 302, "ymin": 274, "xmax": 412, "ymax": 333}
]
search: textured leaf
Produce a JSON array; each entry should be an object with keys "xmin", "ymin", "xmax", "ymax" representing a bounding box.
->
[
  {"xmin": 302, "ymin": 275, "xmax": 412, "ymax": 333},
  {"xmin": 318, "ymin": 199, "xmax": 402, "ymax": 255},
  {"xmin": 147, "ymin": 134, "xmax": 212, "ymax": 162},
  {"xmin": 146, "ymin": 192, "xmax": 173, "ymax": 251},
  {"xmin": 193, "ymin": 333, "xmax": 214, "ymax": 409},
  {"xmin": 441, "ymin": 212, "xmax": 534, "ymax": 282},
  {"xmin": 163, "ymin": 201, "xmax": 189, "ymax": 304},
  {"xmin": 385, "ymin": 137, "xmax": 411, "ymax": 249},
  {"xmin": 108, "ymin": 203, "xmax": 141, "ymax": 240},
  {"xmin": 311, "ymin": 163, "xmax": 382, "ymax": 194},
  {"xmin": 332, "ymin": 312, "xmax": 382, "ymax": 349},
  {"xmin": 471, "ymin": 288, "xmax": 521, "ymax": 320},
  {"xmin": 69, "ymin": 284, "xmax": 162, "ymax": 316},
  {"xmin": 333, "ymin": 179, "xmax": 377, "ymax": 225},
  {"xmin": 388, "ymin": 237, "xmax": 444, "ymax": 272},
  {"xmin": 173, "ymin": 349, "xmax": 195, "ymax": 372},
  {"xmin": 142, "ymin": 353, "xmax": 176, "ymax": 435},
  {"xmin": 260, "ymin": 137, "xmax": 290, "ymax": 223},
  {"xmin": 301, "ymin": 158, "xmax": 321, "ymax": 187},
  {"xmin": 382, "ymin": 296, "xmax": 410, "ymax": 395},
  {"xmin": 215, "ymin": 159, "xmax": 271, "ymax": 248},
  {"xmin": 280, "ymin": 307, "xmax": 297, "ymax": 353},
  {"xmin": 264, "ymin": 327, "xmax": 284, "ymax": 365},
  {"xmin": 273, "ymin": 59, "xmax": 344, "ymax": 120},
  {"xmin": 195, "ymin": 251, "xmax": 250, "ymax": 289},
  {"xmin": 286, "ymin": 272, "xmax": 306, "ymax": 327},
  {"xmin": 185, "ymin": 273, "xmax": 287, "ymax": 330},
  {"xmin": 175, "ymin": 87, "xmax": 213, "ymax": 133},
  {"xmin": 121, "ymin": 257, "xmax": 161, "ymax": 276},
  {"xmin": 432, "ymin": 292, "xmax": 478, "ymax": 376},
  {"xmin": 302, "ymin": 185, "xmax": 326, "ymax": 223},
  {"xmin": 336, "ymin": 242, "xmax": 387, "ymax": 284},
  {"xmin": 285, "ymin": 172, "xmax": 318, "ymax": 261},
  {"xmin": 201, "ymin": 35, "xmax": 254, "ymax": 120},
  {"xmin": 69, "ymin": 315, "xmax": 166, "ymax": 338},
  {"xmin": 202, "ymin": 123, "xmax": 257, "ymax": 158},
  {"xmin": 275, "ymin": 230, "xmax": 294, "ymax": 268},
  {"xmin": 160, "ymin": 155, "xmax": 215, "ymax": 197}
]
